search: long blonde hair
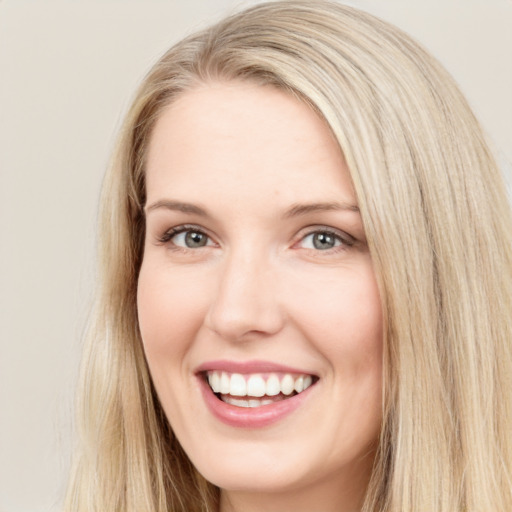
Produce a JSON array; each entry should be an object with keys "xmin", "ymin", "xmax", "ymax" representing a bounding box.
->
[{"xmin": 65, "ymin": 1, "xmax": 512, "ymax": 510}]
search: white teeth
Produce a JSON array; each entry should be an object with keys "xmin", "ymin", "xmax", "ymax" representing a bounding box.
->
[
  {"xmin": 222, "ymin": 395, "xmax": 286, "ymax": 408},
  {"xmin": 247, "ymin": 375, "xmax": 266, "ymax": 397},
  {"xmin": 266, "ymin": 375, "xmax": 281, "ymax": 396},
  {"xmin": 220, "ymin": 372, "xmax": 230, "ymax": 394},
  {"xmin": 294, "ymin": 375, "xmax": 304, "ymax": 393},
  {"xmin": 208, "ymin": 372, "xmax": 220, "ymax": 393},
  {"xmin": 206, "ymin": 371, "xmax": 316, "ymax": 399},
  {"xmin": 224, "ymin": 396, "xmax": 251, "ymax": 407},
  {"xmin": 222, "ymin": 396, "xmax": 285, "ymax": 408},
  {"xmin": 281, "ymin": 374, "xmax": 295, "ymax": 395},
  {"xmin": 230, "ymin": 373, "xmax": 246, "ymax": 396}
]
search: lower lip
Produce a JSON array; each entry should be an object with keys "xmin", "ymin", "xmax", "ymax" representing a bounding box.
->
[{"xmin": 198, "ymin": 377, "xmax": 315, "ymax": 428}]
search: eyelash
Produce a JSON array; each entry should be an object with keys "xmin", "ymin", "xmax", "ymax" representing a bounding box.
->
[
  {"xmin": 297, "ymin": 228, "xmax": 355, "ymax": 252},
  {"xmin": 157, "ymin": 224, "xmax": 211, "ymax": 246},
  {"xmin": 156, "ymin": 224, "xmax": 355, "ymax": 253}
]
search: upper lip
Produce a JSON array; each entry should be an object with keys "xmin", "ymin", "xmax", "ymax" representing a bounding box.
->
[{"xmin": 195, "ymin": 359, "xmax": 317, "ymax": 376}]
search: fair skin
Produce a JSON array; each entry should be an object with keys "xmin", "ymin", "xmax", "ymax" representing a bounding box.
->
[{"xmin": 137, "ymin": 81, "xmax": 383, "ymax": 512}]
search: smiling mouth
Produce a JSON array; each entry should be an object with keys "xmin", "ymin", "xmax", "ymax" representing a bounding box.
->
[{"xmin": 204, "ymin": 371, "xmax": 318, "ymax": 408}]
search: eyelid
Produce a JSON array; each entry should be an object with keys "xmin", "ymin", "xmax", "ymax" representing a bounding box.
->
[
  {"xmin": 156, "ymin": 224, "xmax": 217, "ymax": 247},
  {"xmin": 294, "ymin": 225, "xmax": 356, "ymax": 249},
  {"xmin": 154, "ymin": 223, "xmax": 357, "ymax": 251}
]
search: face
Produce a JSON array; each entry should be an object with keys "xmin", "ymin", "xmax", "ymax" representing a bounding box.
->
[{"xmin": 138, "ymin": 82, "xmax": 383, "ymax": 510}]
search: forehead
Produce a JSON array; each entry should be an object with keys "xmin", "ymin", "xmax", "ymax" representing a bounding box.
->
[{"xmin": 145, "ymin": 81, "xmax": 355, "ymax": 208}]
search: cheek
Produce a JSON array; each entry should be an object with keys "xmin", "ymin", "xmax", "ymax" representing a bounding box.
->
[
  {"xmin": 136, "ymin": 261, "xmax": 214, "ymax": 430},
  {"xmin": 289, "ymin": 264, "xmax": 383, "ymax": 360},
  {"xmin": 308, "ymin": 268, "xmax": 383, "ymax": 434},
  {"xmin": 288, "ymin": 263, "xmax": 384, "ymax": 433},
  {"xmin": 136, "ymin": 261, "xmax": 207, "ymax": 361}
]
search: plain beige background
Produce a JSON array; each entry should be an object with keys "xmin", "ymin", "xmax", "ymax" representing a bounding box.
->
[{"xmin": 0, "ymin": 1, "xmax": 510, "ymax": 511}]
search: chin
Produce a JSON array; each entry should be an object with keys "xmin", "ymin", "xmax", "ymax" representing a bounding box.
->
[{"xmin": 198, "ymin": 459, "xmax": 309, "ymax": 494}]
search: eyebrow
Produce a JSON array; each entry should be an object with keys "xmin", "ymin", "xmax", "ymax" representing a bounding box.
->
[
  {"xmin": 145, "ymin": 200, "xmax": 209, "ymax": 216},
  {"xmin": 283, "ymin": 201, "xmax": 360, "ymax": 218},
  {"xmin": 144, "ymin": 199, "xmax": 359, "ymax": 218}
]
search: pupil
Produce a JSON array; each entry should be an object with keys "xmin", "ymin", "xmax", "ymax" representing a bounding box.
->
[
  {"xmin": 313, "ymin": 232, "xmax": 335, "ymax": 250},
  {"xmin": 185, "ymin": 231, "xmax": 207, "ymax": 248}
]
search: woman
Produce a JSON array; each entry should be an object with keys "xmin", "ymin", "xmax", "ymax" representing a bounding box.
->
[{"xmin": 65, "ymin": 1, "xmax": 512, "ymax": 511}]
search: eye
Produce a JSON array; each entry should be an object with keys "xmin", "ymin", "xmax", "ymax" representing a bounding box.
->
[
  {"xmin": 174, "ymin": 230, "xmax": 210, "ymax": 248},
  {"xmin": 298, "ymin": 229, "xmax": 353, "ymax": 251},
  {"xmin": 159, "ymin": 226, "xmax": 214, "ymax": 249}
]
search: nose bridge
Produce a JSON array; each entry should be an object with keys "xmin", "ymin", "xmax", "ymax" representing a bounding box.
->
[{"xmin": 205, "ymin": 244, "xmax": 283, "ymax": 341}]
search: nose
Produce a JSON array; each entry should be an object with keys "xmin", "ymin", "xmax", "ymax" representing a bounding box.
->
[{"xmin": 204, "ymin": 249, "xmax": 285, "ymax": 342}]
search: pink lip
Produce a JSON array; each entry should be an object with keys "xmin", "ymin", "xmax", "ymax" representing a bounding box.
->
[
  {"xmin": 195, "ymin": 359, "xmax": 316, "ymax": 375},
  {"xmin": 195, "ymin": 360, "xmax": 317, "ymax": 428}
]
